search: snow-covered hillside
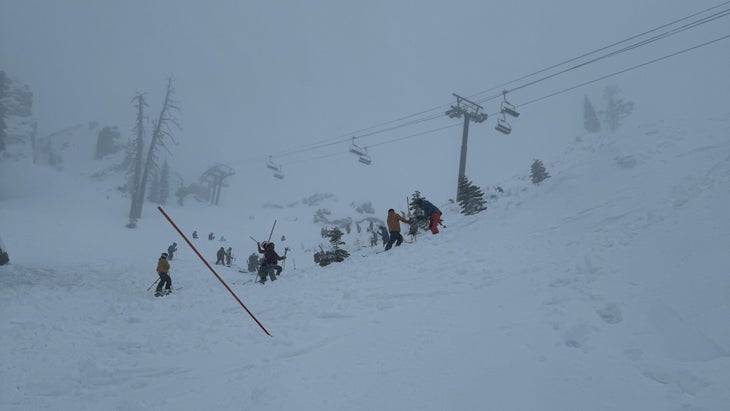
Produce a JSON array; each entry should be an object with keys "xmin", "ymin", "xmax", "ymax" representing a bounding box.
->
[{"xmin": 1, "ymin": 114, "xmax": 729, "ymax": 410}]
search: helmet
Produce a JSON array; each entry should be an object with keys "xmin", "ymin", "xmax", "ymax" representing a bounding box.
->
[{"xmin": 161, "ymin": 252, "xmax": 168, "ymax": 259}]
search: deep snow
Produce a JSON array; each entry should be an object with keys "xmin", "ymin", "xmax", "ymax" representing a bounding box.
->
[{"xmin": 1, "ymin": 113, "xmax": 730, "ymax": 410}]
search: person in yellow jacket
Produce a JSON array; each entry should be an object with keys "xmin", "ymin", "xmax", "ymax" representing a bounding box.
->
[
  {"xmin": 384, "ymin": 208, "xmax": 410, "ymax": 251},
  {"xmin": 155, "ymin": 252, "xmax": 172, "ymax": 297}
]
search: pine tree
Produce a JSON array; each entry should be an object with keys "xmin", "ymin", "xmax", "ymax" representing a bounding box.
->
[
  {"xmin": 317, "ymin": 227, "xmax": 350, "ymax": 266},
  {"xmin": 457, "ymin": 175, "xmax": 487, "ymax": 215},
  {"xmin": 407, "ymin": 190, "xmax": 429, "ymax": 235},
  {"xmin": 583, "ymin": 96, "xmax": 601, "ymax": 133},
  {"xmin": 531, "ymin": 159, "xmax": 551, "ymax": 184},
  {"xmin": 600, "ymin": 85, "xmax": 634, "ymax": 132},
  {"xmin": 95, "ymin": 126, "xmax": 121, "ymax": 159},
  {"xmin": 326, "ymin": 227, "xmax": 346, "ymax": 250}
]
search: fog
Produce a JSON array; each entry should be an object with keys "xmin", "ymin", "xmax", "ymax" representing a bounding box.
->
[{"xmin": 1, "ymin": 0, "xmax": 728, "ymax": 205}]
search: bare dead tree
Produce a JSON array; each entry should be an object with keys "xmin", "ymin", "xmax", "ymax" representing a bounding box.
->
[
  {"xmin": 127, "ymin": 93, "xmax": 147, "ymax": 224},
  {"xmin": 131, "ymin": 78, "xmax": 179, "ymax": 220}
]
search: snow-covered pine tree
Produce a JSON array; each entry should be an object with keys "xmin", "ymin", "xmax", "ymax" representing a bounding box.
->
[
  {"xmin": 326, "ymin": 227, "xmax": 346, "ymax": 249},
  {"xmin": 316, "ymin": 227, "xmax": 350, "ymax": 266},
  {"xmin": 95, "ymin": 126, "xmax": 121, "ymax": 159},
  {"xmin": 600, "ymin": 85, "xmax": 634, "ymax": 132},
  {"xmin": 583, "ymin": 96, "xmax": 601, "ymax": 133},
  {"xmin": 457, "ymin": 175, "xmax": 487, "ymax": 215},
  {"xmin": 531, "ymin": 159, "xmax": 551, "ymax": 184},
  {"xmin": 408, "ymin": 190, "xmax": 429, "ymax": 235}
]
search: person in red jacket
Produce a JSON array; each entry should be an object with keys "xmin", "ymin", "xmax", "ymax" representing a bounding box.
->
[{"xmin": 414, "ymin": 198, "xmax": 443, "ymax": 234}]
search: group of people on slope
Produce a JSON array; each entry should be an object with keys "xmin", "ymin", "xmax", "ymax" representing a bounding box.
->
[
  {"xmin": 154, "ymin": 240, "xmax": 286, "ymax": 296},
  {"xmin": 383, "ymin": 198, "xmax": 442, "ymax": 251},
  {"xmin": 215, "ymin": 246, "xmax": 235, "ymax": 266},
  {"xmin": 153, "ymin": 198, "xmax": 440, "ymax": 296}
]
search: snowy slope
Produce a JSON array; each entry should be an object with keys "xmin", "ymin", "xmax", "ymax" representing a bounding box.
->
[{"xmin": 1, "ymin": 114, "xmax": 730, "ymax": 410}]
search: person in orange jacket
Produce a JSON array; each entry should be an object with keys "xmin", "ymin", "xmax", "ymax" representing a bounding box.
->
[
  {"xmin": 384, "ymin": 208, "xmax": 409, "ymax": 251},
  {"xmin": 155, "ymin": 252, "xmax": 172, "ymax": 297}
]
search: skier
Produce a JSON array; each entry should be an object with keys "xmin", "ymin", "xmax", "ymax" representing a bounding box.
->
[
  {"xmin": 192, "ymin": 230, "xmax": 198, "ymax": 239},
  {"xmin": 155, "ymin": 252, "xmax": 172, "ymax": 297},
  {"xmin": 225, "ymin": 247, "xmax": 233, "ymax": 267},
  {"xmin": 215, "ymin": 246, "xmax": 226, "ymax": 265},
  {"xmin": 208, "ymin": 232, "xmax": 215, "ymax": 240},
  {"xmin": 167, "ymin": 242, "xmax": 177, "ymax": 260},
  {"xmin": 247, "ymin": 252, "xmax": 259, "ymax": 272},
  {"xmin": 256, "ymin": 241, "xmax": 286, "ymax": 283},
  {"xmin": 384, "ymin": 209, "xmax": 409, "ymax": 251},
  {"xmin": 414, "ymin": 198, "xmax": 443, "ymax": 234}
]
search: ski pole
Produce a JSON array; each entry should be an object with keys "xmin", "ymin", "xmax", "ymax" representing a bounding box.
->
[
  {"xmin": 249, "ymin": 236, "xmax": 258, "ymax": 244},
  {"xmin": 282, "ymin": 247, "xmax": 289, "ymax": 269},
  {"xmin": 267, "ymin": 220, "xmax": 277, "ymax": 243},
  {"xmin": 147, "ymin": 277, "xmax": 160, "ymax": 291}
]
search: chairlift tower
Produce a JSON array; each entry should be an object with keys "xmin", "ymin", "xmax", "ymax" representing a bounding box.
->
[{"xmin": 445, "ymin": 93, "xmax": 488, "ymax": 201}]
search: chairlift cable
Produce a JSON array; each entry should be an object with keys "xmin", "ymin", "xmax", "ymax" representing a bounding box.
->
[
  {"xmin": 516, "ymin": 33, "xmax": 730, "ymax": 108},
  {"xmin": 469, "ymin": 1, "xmax": 730, "ymax": 100},
  {"xmin": 263, "ymin": 4, "xmax": 730, "ymax": 168},
  {"xmin": 504, "ymin": 8, "xmax": 730, "ymax": 95}
]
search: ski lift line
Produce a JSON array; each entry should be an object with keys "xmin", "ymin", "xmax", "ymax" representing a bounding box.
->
[
  {"xmin": 473, "ymin": 7, "xmax": 730, "ymax": 105},
  {"xmin": 517, "ymin": 33, "xmax": 730, "ymax": 109},
  {"xmin": 274, "ymin": 112, "xmax": 446, "ymax": 159},
  {"xmin": 506, "ymin": 8, "xmax": 730, "ymax": 95},
  {"xmin": 276, "ymin": 1, "xmax": 730, "ymax": 159},
  {"xmin": 279, "ymin": 123, "xmax": 460, "ymax": 167},
  {"xmin": 367, "ymin": 123, "xmax": 461, "ymax": 148},
  {"xmin": 469, "ymin": 1, "xmax": 730, "ymax": 99},
  {"xmin": 259, "ymin": 4, "xmax": 730, "ymax": 167},
  {"xmin": 274, "ymin": 104, "xmax": 453, "ymax": 157},
  {"xmin": 472, "ymin": 6, "xmax": 729, "ymax": 106},
  {"xmin": 256, "ymin": 26, "xmax": 724, "ymax": 167},
  {"xmin": 260, "ymin": 27, "xmax": 723, "ymax": 169}
]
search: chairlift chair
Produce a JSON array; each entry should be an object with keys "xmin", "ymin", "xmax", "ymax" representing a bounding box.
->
[
  {"xmin": 357, "ymin": 146, "xmax": 372, "ymax": 165},
  {"xmin": 501, "ymin": 101, "xmax": 520, "ymax": 118},
  {"xmin": 500, "ymin": 90, "xmax": 520, "ymax": 118},
  {"xmin": 495, "ymin": 117, "xmax": 512, "ymax": 135},
  {"xmin": 358, "ymin": 154, "xmax": 372, "ymax": 165},
  {"xmin": 349, "ymin": 137, "xmax": 367, "ymax": 156},
  {"xmin": 266, "ymin": 156, "xmax": 282, "ymax": 172}
]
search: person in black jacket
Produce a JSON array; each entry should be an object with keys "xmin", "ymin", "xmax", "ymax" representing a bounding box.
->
[
  {"xmin": 167, "ymin": 242, "xmax": 177, "ymax": 260},
  {"xmin": 215, "ymin": 247, "xmax": 226, "ymax": 265},
  {"xmin": 256, "ymin": 241, "xmax": 286, "ymax": 283}
]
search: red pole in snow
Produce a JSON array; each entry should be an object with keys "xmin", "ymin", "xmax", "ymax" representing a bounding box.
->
[{"xmin": 157, "ymin": 206, "xmax": 271, "ymax": 337}]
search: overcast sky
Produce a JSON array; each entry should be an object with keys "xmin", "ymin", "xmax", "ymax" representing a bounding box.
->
[{"xmin": 2, "ymin": 0, "xmax": 728, "ymax": 203}]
